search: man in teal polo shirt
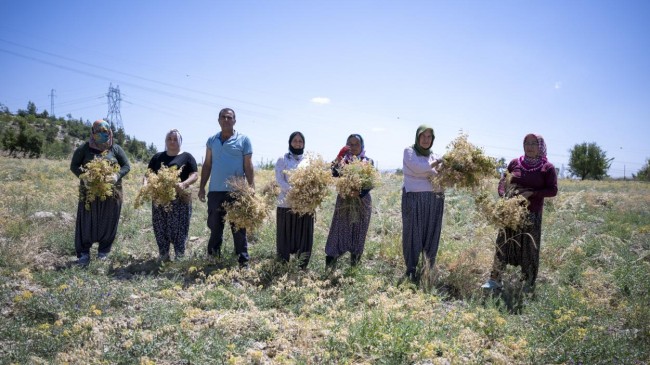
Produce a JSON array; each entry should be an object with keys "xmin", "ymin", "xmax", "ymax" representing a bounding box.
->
[{"xmin": 198, "ymin": 108, "xmax": 255, "ymax": 267}]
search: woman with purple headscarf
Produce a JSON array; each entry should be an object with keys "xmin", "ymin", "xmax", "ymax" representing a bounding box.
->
[
  {"xmin": 325, "ymin": 134, "xmax": 375, "ymax": 268},
  {"xmin": 482, "ymin": 133, "xmax": 558, "ymax": 293},
  {"xmin": 70, "ymin": 120, "xmax": 131, "ymax": 266}
]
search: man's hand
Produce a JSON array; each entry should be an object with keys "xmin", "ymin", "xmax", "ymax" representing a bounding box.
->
[{"xmin": 198, "ymin": 187, "xmax": 206, "ymax": 202}]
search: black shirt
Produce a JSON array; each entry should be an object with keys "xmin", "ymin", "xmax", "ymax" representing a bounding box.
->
[{"xmin": 147, "ymin": 151, "xmax": 198, "ymax": 182}]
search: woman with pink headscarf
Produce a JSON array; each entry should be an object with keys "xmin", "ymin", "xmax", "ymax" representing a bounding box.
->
[{"xmin": 482, "ymin": 133, "xmax": 557, "ymax": 293}]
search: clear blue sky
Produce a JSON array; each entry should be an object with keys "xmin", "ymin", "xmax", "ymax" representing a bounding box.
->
[{"xmin": 2, "ymin": 0, "xmax": 649, "ymax": 177}]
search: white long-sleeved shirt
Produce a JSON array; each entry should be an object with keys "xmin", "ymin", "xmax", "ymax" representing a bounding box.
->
[
  {"xmin": 402, "ymin": 146, "xmax": 443, "ymax": 193},
  {"xmin": 275, "ymin": 152, "xmax": 310, "ymax": 208}
]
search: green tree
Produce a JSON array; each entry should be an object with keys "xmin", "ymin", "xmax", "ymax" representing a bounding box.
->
[
  {"xmin": 568, "ymin": 142, "xmax": 612, "ymax": 180},
  {"xmin": 634, "ymin": 158, "xmax": 650, "ymax": 181}
]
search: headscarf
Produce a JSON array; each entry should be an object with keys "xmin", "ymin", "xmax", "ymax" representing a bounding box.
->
[
  {"xmin": 413, "ymin": 124, "xmax": 435, "ymax": 157},
  {"xmin": 165, "ymin": 129, "xmax": 183, "ymax": 152},
  {"xmin": 288, "ymin": 131, "xmax": 305, "ymax": 155},
  {"xmin": 89, "ymin": 120, "xmax": 113, "ymax": 152},
  {"xmin": 342, "ymin": 133, "xmax": 366, "ymax": 163},
  {"xmin": 519, "ymin": 133, "xmax": 548, "ymax": 171}
]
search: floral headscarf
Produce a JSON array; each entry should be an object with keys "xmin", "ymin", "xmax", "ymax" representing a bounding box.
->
[
  {"xmin": 413, "ymin": 125, "xmax": 434, "ymax": 157},
  {"xmin": 89, "ymin": 120, "xmax": 113, "ymax": 152},
  {"xmin": 342, "ymin": 133, "xmax": 366, "ymax": 163},
  {"xmin": 519, "ymin": 133, "xmax": 548, "ymax": 171}
]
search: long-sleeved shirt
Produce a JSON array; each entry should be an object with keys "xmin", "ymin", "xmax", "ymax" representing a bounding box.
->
[
  {"xmin": 275, "ymin": 152, "xmax": 310, "ymax": 208},
  {"xmin": 70, "ymin": 142, "xmax": 131, "ymax": 183},
  {"xmin": 402, "ymin": 146, "xmax": 442, "ymax": 193},
  {"xmin": 498, "ymin": 158, "xmax": 557, "ymax": 213}
]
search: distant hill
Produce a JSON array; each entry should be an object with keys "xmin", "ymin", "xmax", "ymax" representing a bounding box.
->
[{"xmin": 0, "ymin": 101, "xmax": 156, "ymax": 161}]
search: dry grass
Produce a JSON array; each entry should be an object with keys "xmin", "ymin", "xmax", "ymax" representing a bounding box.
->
[{"xmin": 285, "ymin": 155, "xmax": 333, "ymax": 216}]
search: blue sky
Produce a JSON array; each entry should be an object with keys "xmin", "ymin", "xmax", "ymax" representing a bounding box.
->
[{"xmin": 1, "ymin": 0, "xmax": 649, "ymax": 177}]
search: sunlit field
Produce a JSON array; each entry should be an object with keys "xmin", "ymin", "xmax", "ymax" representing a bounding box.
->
[{"xmin": 1, "ymin": 157, "xmax": 648, "ymax": 364}]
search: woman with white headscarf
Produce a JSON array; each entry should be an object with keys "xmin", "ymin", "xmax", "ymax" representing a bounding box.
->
[{"xmin": 144, "ymin": 129, "xmax": 198, "ymax": 261}]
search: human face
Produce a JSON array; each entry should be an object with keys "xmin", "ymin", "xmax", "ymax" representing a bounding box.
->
[
  {"xmin": 347, "ymin": 137, "xmax": 362, "ymax": 156},
  {"xmin": 218, "ymin": 110, "xmax": 236, "ymax": 132},
  {"xmin": 166, "ymin": 133, "xmax": 180, "ymax": 153},
  {"xmin": 290, "ymin": 134, "xmax": 304, "ymax": 150},
  {"xmin": 524, "ymin": 135, "xmax": 539, "ymax": 158},
  {"xmin": 418, "ymin": 129, "xmax": 434, "ymax": 150}
]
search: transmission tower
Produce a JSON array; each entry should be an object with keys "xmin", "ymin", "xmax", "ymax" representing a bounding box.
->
[
  {"xmin": 106, "ymin": 83, "xmax": 124, "ymax": 131},
  {"xmin": 48, "ymin": 89, "xmax": 56, "ymax": 116}
]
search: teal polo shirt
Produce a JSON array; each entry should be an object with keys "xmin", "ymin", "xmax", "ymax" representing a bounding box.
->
[{"xmin": 206, "ymin": 131, "xmax": 253, "ymax": 192}]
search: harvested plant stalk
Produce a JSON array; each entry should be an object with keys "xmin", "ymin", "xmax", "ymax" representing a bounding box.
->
[
  {"xmin": 285, "ymin": 155, "xmax": 333, "ymax": 216},
  {"xmin": 134, "ymin": 165, "xmax": 182, "ymax": 210},
  {"xmin": 223, "ymin": 177, "xmax": 270, "ymax": 231},
  {"xmin": 433, "ymin": 133, "xmax": 498, "ymax": 190},
  {"xmin": 79, "ymin": 154, "xmax": 120, "ymax": 210}
]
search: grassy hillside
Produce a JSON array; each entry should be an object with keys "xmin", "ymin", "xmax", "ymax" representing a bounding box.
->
[{"xmin": 0, "ymin": 156, "xmax": 648, "ymax": 364}]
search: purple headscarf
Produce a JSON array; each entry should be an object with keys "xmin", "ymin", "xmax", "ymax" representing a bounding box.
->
[{"xmin": 519, "ymin": 133, "xmax": 548, "ymax": 171}]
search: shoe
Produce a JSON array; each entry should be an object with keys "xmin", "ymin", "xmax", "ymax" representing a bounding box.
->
[
  {"xmin": 350, "ymin": 253, "xmax": 362, "ymax": 266},
  {"xmin": 97, "ymin": 252, "xmax": 109, "ymax": 260},
  {"xmin": 158, "ymin": 253, "xmax": 170, "ymax": 262},
  {"xmin": 481, "ymin": 279, "xmax": 503, "ymax": 290},
  {"xmin": 239, "ymin": 262, "xmax": 250, "ymax": 270},
  {"xmin": 78, "ymin": 253, "xmax": 90, "ymax": 266},
  {"xmin": 325, "ymin": 255, "xmax": 338, "ymax": 268}
]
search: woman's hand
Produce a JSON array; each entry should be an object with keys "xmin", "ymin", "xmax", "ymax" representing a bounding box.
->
[{"xmin": 516, "ymin": 187, "xmax": 534, "ymax": 198}]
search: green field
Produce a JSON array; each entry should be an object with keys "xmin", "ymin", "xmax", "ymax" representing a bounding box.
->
[{"xmin": 1, "ymin": 157, "xmax": 648, "ymax": 364}]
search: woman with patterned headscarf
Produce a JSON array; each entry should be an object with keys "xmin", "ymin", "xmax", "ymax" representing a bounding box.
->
[
  {"xmin": 70, "ymin": 120, "xmax": 131, "ymax": 266},
  {"xmin": 325, "ymin": 133, "xmax": 375, "ymax": 268},
  {"xmin": 274, "ymin": 131, "xmax": 313, "ymax": 269},
  {"xmin": 482, "ymin": 133, "xmax": 558, "ymax": 293},
  {"xmin": 401, "ymin": 125, "xmax": 445, "ymax": 282},
  {"xmin": 144, "ymin": 129, "xmax": 198, "ymax": 261}
]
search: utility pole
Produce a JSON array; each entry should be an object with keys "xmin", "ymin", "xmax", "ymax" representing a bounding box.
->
[
  {"xmin": 106, "ymin": 83, "xmax": 124, "ymax": 131},
  {"xmin": 48, "ymin": 89, "xmax": 56, "ymax": 116}
]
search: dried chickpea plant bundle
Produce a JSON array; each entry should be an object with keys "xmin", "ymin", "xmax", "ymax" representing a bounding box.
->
[
  {"xmin": 259, "ymin": 180, "xmax": 281, "ymax": 207},
  {"xmin": 432, "ymin": 133, "xmax": 498, "ymax": 190},
  {"xmin": 79, "ymin": 154, "xmax": 120, "ymax": 210},
  {"xmin": 223, "ymin": 177, "xmax": 270, "ymax": 232},
  {"xmin": 134, "ymin": 165, "xmax": 182, "ymax": 210},
  {"xmin": 335, "ymin": 157, "xmax": 379, "ymax": 221},
  {"xmin": 285, "ymin": 155, "xmax": 333, "ymax": 216},
  {"xmin": 474, "ymin": 191, "xmax": 530, "ymax": 231}
]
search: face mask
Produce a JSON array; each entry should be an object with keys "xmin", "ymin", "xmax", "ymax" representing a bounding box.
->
[{"xmin": 95, "ymin": 132, "xmax": 109, "ymax": 143}]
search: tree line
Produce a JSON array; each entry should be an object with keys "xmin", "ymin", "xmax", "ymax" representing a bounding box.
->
[{"xmin": 0, "ymin": 101, "xmax": 157, "ymax": 162}]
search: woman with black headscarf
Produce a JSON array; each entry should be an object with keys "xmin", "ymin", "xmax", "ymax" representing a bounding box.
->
[
  {"xmin": 401, "ymin": 125, "xmax": 445, "ymax": 282},
  {"xmin": 70, "ymin": 120, "xmax": 130, "ymax": 265},
  {"xmin": 274, "ymin": 131, "xmax": 314, "ymax": 269}
]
